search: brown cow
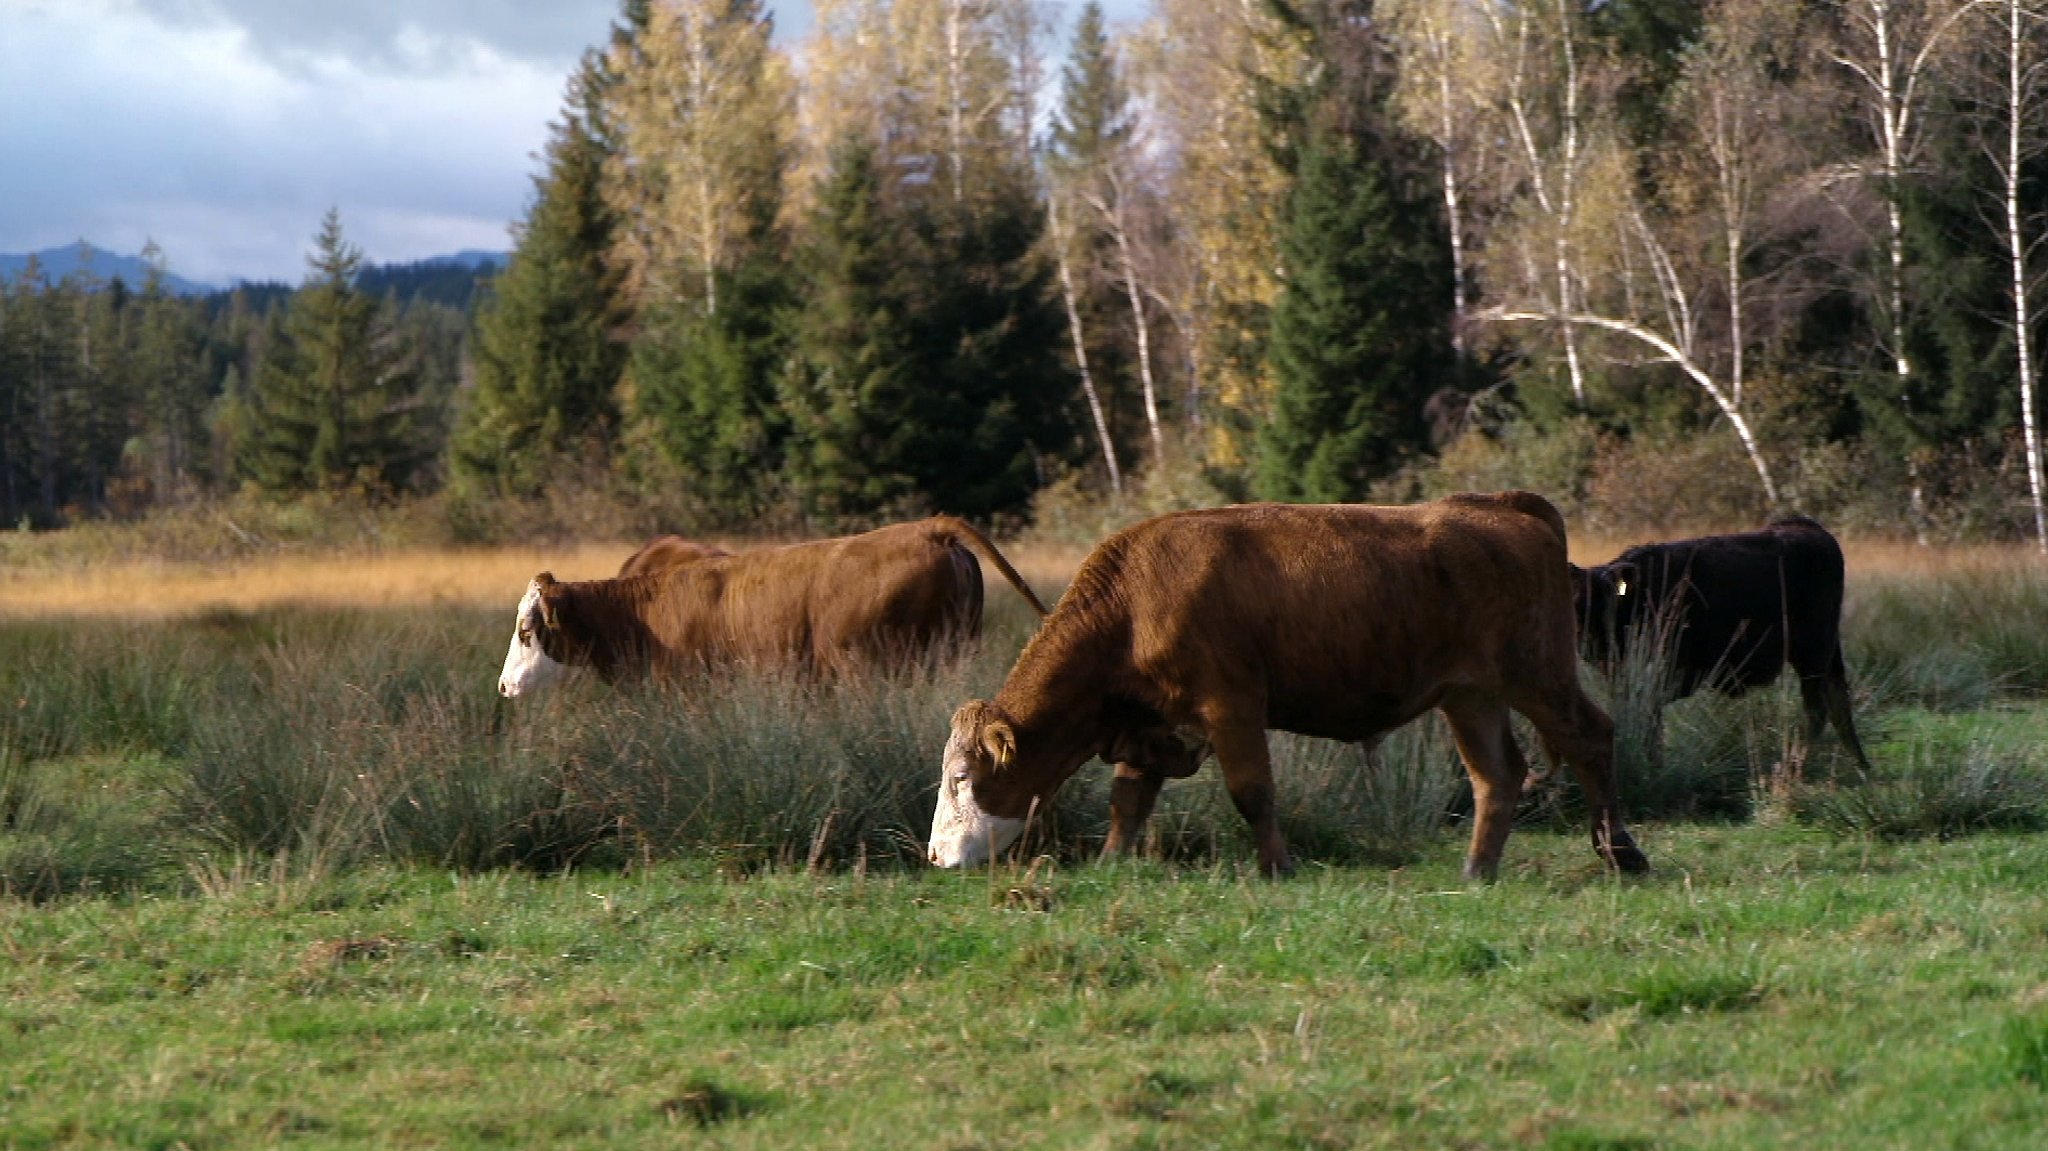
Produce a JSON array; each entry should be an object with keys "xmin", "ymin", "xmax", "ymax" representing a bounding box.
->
[
  {"xmin": 926, "ymin": 492, "xmax": 1648, "ymax": 880},
  {"xmin": 497, "ymin": 517, "xmax": 1047, "ymax": 696},
  {"xmin": 616, "ymin": 534, "xmax": 731, "ymax": 578}
]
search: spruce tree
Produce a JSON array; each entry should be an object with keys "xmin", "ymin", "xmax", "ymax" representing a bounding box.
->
[
  {"xmin": 1255, "ymin": 120, "xmax": 1454, "ymax": 501},
  {"xmin": 134, "ymin": 245, "xmax": 210, "ymax": 497},
  {"xmin": 779, "ymin": 136, "xmax": 923, "ymax": 518},
  {"xmin": 452, "ymin": 55, "xmax": 630, "ymax": 494},
  {"xmin": 243, "ymin": 210, "xmax": 428, "ymax": 494},
  {"xmin": 903, "ymin": 170, "xmax": 1072, "ymax": 517},
  {"xmin": 782, "ymin": 135, "xmax": 1070, "ymax": 521},
  {"xmin": 629, "ymin": 252, "xmax": 792, "ymax": 519},
  {"xmin": 1049, "ymin": 3, "xmax": 1133, "ymax": 173}
]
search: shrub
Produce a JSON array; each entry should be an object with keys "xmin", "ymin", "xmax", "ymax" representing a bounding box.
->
[
  {"xmin": 1786, "ymin": 742, "xmax": 2048, "ymax": 840},
  {"xmin": 1022, "ymin": 448, "xmax": 1235, "ymax": 550}
]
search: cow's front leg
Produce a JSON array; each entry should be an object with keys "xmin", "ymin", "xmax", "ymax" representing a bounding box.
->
[
  {"xmin": 1208, "ymin": 721, "xmax": 1292, "ymax": 878},
  {"xmin": 1102, "ymin": 763, "xmax": 1166, "ymax": 859}
]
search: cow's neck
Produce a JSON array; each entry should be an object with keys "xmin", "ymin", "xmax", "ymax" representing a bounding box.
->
[
  {"xmin": 990, "ymin": 588, "xmax": 1132, "ymax": 799},
  {"xmin": 556, "ymin": 576, "xmax": 667, "ymax": 678}
]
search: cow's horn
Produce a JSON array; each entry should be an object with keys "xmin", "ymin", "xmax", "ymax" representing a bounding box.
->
[{"xmin": 982, "ymin": 718, "xmax": 1016, "ymax": 769}]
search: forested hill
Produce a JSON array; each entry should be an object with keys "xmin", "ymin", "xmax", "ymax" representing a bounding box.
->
[
  {"xmin": 0, "ymin": 243, "xmax": 505, "ymax": 308},
  {"xmin": 0, "ymin": 243, "xmax": 214, "ymax": 296},
  {"xmin": 356, "ymin": 252, "xmax": 506, "ymax": 308}
]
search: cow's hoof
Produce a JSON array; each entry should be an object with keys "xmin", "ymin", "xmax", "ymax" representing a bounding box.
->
[
  {"xmin": 1461, "ymin": 858, "xmax": 1501, "ymax": 884},
  {"xmin": 1600, "ymin": 843, "xmax": 1651, "ymax": 874},
  {"xmin": 1594, "ymin": 825, "xmax": 1650, "ymax": 874}
]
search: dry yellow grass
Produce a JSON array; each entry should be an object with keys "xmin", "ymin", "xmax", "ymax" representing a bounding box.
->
[
  {"xmin": 1570, "ymin": 533, "xmax": 2048, "ymax": 576},
  {"xmin": 0, "ymin": 521, "xmax": 2038, "ymax": 620},
  {"xmin": 0, "ymin": 545, "xmax": 638, "ymax": 619},
  {"xmin": 0, "ymin": 537, "xmax": 1089, "ymax": 619}
]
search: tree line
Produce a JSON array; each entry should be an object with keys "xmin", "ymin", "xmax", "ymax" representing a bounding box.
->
[
  {"xmin": 6, "ymin": 0, "xmax": 2048, "ymax": 544},
  {"xmin": 0, "ymin": 230, "xmax": 471, "ymax": 527}
]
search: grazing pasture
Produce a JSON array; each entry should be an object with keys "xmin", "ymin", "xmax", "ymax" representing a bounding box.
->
[
  {"xmin": 5, "ymin": 832, "xmax": 2048, "ymax": 1148},
  {"xmin": 2, "ymin": 533, "xmax": 2047, "ymax": 1146}
]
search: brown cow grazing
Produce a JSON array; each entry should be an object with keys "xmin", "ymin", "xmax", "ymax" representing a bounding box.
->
[
  {"xmin": 498, "ymin": 517, "xmax": 1047, "ymax": 696},
  {"xmin": 1571, "ymin": 515, "xmax": 1873, "ymax": 775},
  {"xmin": 927, "ymin": 492, "xmax": 1648, "ymax": 880},
  {"xmin": 616, "ymin": 534, "xmax": 731, "ymax": 578}
]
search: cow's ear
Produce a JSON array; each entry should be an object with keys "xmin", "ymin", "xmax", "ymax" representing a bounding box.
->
[
  {"xmin": 981, "ymin": 718, "xmax": 1016, "ymax": 769},
  {"xmin": 534, "ymin": 573, "xmax": 560, "ymax": 630}
]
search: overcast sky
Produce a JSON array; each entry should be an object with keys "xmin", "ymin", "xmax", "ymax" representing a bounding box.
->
[
  {"xmin": 0, "ymin": 0, "xmax": 653, "ymax": 284},
  {"xmin": 0, "ymin": 0, "xmax": 1143, "ymax": 286}
]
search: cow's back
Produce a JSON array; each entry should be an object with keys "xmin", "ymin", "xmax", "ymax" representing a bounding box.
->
[
  {"xmin": 1614, "ymin": 518, "xmax": 1846, "ymax": 694},
  {"xmin": 1098, "ymin": 494, "xmax": 1577, "ymax": 742},
  {"xmin": 618, "ymin": 535, "xmax": 728, "ymax": 579},
  {"xmin": 638, "ymin": 520, "xmax": 979, "ymax": 674},
  {"xmin": 803, "ymin": 522, "xmax": 983, "ymax": 665}
]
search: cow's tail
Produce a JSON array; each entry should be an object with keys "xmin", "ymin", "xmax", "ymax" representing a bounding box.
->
[
  {"xmin": 1490, "ymin": 489, "xmax": 1570, "ymax": 548},
  {"xmin": 932, "ymin": 516, "xmax": 1050, "ymax": 618}
]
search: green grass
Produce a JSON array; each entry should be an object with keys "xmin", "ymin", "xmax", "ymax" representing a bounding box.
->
[
  {"xmin": 4, "ymin": 557, "xmax": 2048, "ymax": 1145},
  {"xmin": 5, "ymin": 827, "xmax": 2048, "ymax": 1148}
]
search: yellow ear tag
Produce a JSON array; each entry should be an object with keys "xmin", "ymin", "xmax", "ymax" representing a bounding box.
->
[{"xmin": 1616, "ymin": 579, "xmax": 1629, "ymax": 597}]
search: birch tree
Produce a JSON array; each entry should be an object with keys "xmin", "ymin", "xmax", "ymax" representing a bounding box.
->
[
  {"xmin": 1468, "ymin": 0, "xmax": 1601, "ymax": 406},
  {"xmin": 605, "ymin": 0, "xmax": 791, "ymax": 316},
  {"xmin": 1126, "ymin": 0, "xmax": 1306, "ymax": 453},
  {"xmin": 1826, "ymin": 0, "xmax": 1986, "ymax": 531},
  {"xmin": 1047, "ymin": 190, "xmax": 1123, "ymax": 493},
  {"xmin": 1477, "ymin": 0, "xmax": 1814, "ymax": 505},
  {"xmin": 1828, "ymin": 0, "xmax": 1983, "ymax": 385},
  {"xmin": 1961, "ymin": 0, "xmax": 2048, "ymax": 547},
  {"xmin": 1384, "ymin": 0, "xmax": 1491, "ymax": 361},
  {"xmin": 1049, "ymin": 1, "xmax": 1166, "ymax": 465},
  {"xmin": 1667, "ymin": 0, "xmax": 1808, "ymax": 412},
  {"xmin": 802, "ymin": 0, "xmax": 1037, "ymax": 211}
]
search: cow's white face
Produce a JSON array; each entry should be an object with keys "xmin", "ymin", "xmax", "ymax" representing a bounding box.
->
[
  {"xmin": 498, "ymin": 580, "xmax": 570, "ymax": 697},
  {"xmin": 927, "ymin": 722, "xmax": 1025, "ymax": 868}
]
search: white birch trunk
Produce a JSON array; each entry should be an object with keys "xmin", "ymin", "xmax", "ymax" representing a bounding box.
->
[
  {"xmin": 1835, "ymin": 0, "xmax": 1992, "ymax": 539},
  {"xmin": 2006, "ymin": 0, "xmax": 2048, "ymax": 549},
  {"xmin": 1094, "ymin": 185, "xmax": 1164, "ymax": 463},
  {"xmin": 1494, "ymin": 308, "xmax": 1780, "ymax": 502},
  {"xmin": 1554, "ymin": 0, "xmax": 1586, "ymax": 407},
  {"xmin": 1051, "ymin": 196, "xmax": 1122, "ymax": 494},
  {"xmin": 1116, "ymin": 230, "xmax": 1164, "ymax": 463},
  {"xmin": 1435, "ymin": 40, "xmax": 1469, "ymax": 360},
  {"xmin": 947, "ymin": 0, "xmax": 966, "ymax": 203}
]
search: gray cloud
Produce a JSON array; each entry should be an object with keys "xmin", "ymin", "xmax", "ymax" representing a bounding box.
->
[
  {"xmin": 0, "ymin": 1, "xmax": 580, "ymax": 282},
  {"xmin": 136, "ymin": 0, "xmax": 622, "ymax": 72}
]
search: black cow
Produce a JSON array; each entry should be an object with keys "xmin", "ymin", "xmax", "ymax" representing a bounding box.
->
[{"xmin": 1572, "ymin": 515, "xmax": 1872, "ymax": 773}]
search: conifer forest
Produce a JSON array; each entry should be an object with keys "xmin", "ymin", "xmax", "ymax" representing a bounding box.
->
[{"xmin": 7, "ymin": 0, "xmax": 2048, "ymax": 544}]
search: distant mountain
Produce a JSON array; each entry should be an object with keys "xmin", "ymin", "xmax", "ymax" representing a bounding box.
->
[
  {"xmin": 0, "ymin": 241, "xmax": 215, "ymax": 296},
  {"xmin": 416, "ymin": 250, "xmax": 509, "ymax": 271},
  {"xmin": 0, "ymin": 242, "xmax": 511, "ymax": 309},
  {"xmin": 356, "ymin": 252, "xmax": 506, "ymax": 308}
]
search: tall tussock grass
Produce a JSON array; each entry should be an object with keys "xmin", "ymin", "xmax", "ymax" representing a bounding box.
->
[
  {"xmin": 0, "ymin": 604, "xmax": 1468, "ymax": 885},
  {"xmin": 1558, "ymin": 601, "xmax": 1764, "ymax": 822},
  {"xmin": 5, "ymin": 544, "xmax": 2047, "ymax": 893},
  {"xmin": 1846, "ymin": 563, "xmax": 2048, "ymax": 706}
]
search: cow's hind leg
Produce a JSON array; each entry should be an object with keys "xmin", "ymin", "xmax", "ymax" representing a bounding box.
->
[
  {"xmin": 1206, "ymin": 719, "xmax": 1293, "ymax": 878},
  {"xmin": 1811, "ymin": 644, "xmax": 1874, "ymax": 773},
  {"xmin": 1440, "ymin": 691, "xmax": 1523, "ymax": 882},
  {"xmin": 1102, "ymin": 764, "xmax": 1166, "ymax": 859},
  {"xmin": 1515, "ymin": 686, "xmax": 1650, "ymax": 874}
]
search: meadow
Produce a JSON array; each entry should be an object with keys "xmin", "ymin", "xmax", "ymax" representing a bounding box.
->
[{"xmin": 2, "ymin": 530, "xmax": 2047, "ymax": 1147}]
